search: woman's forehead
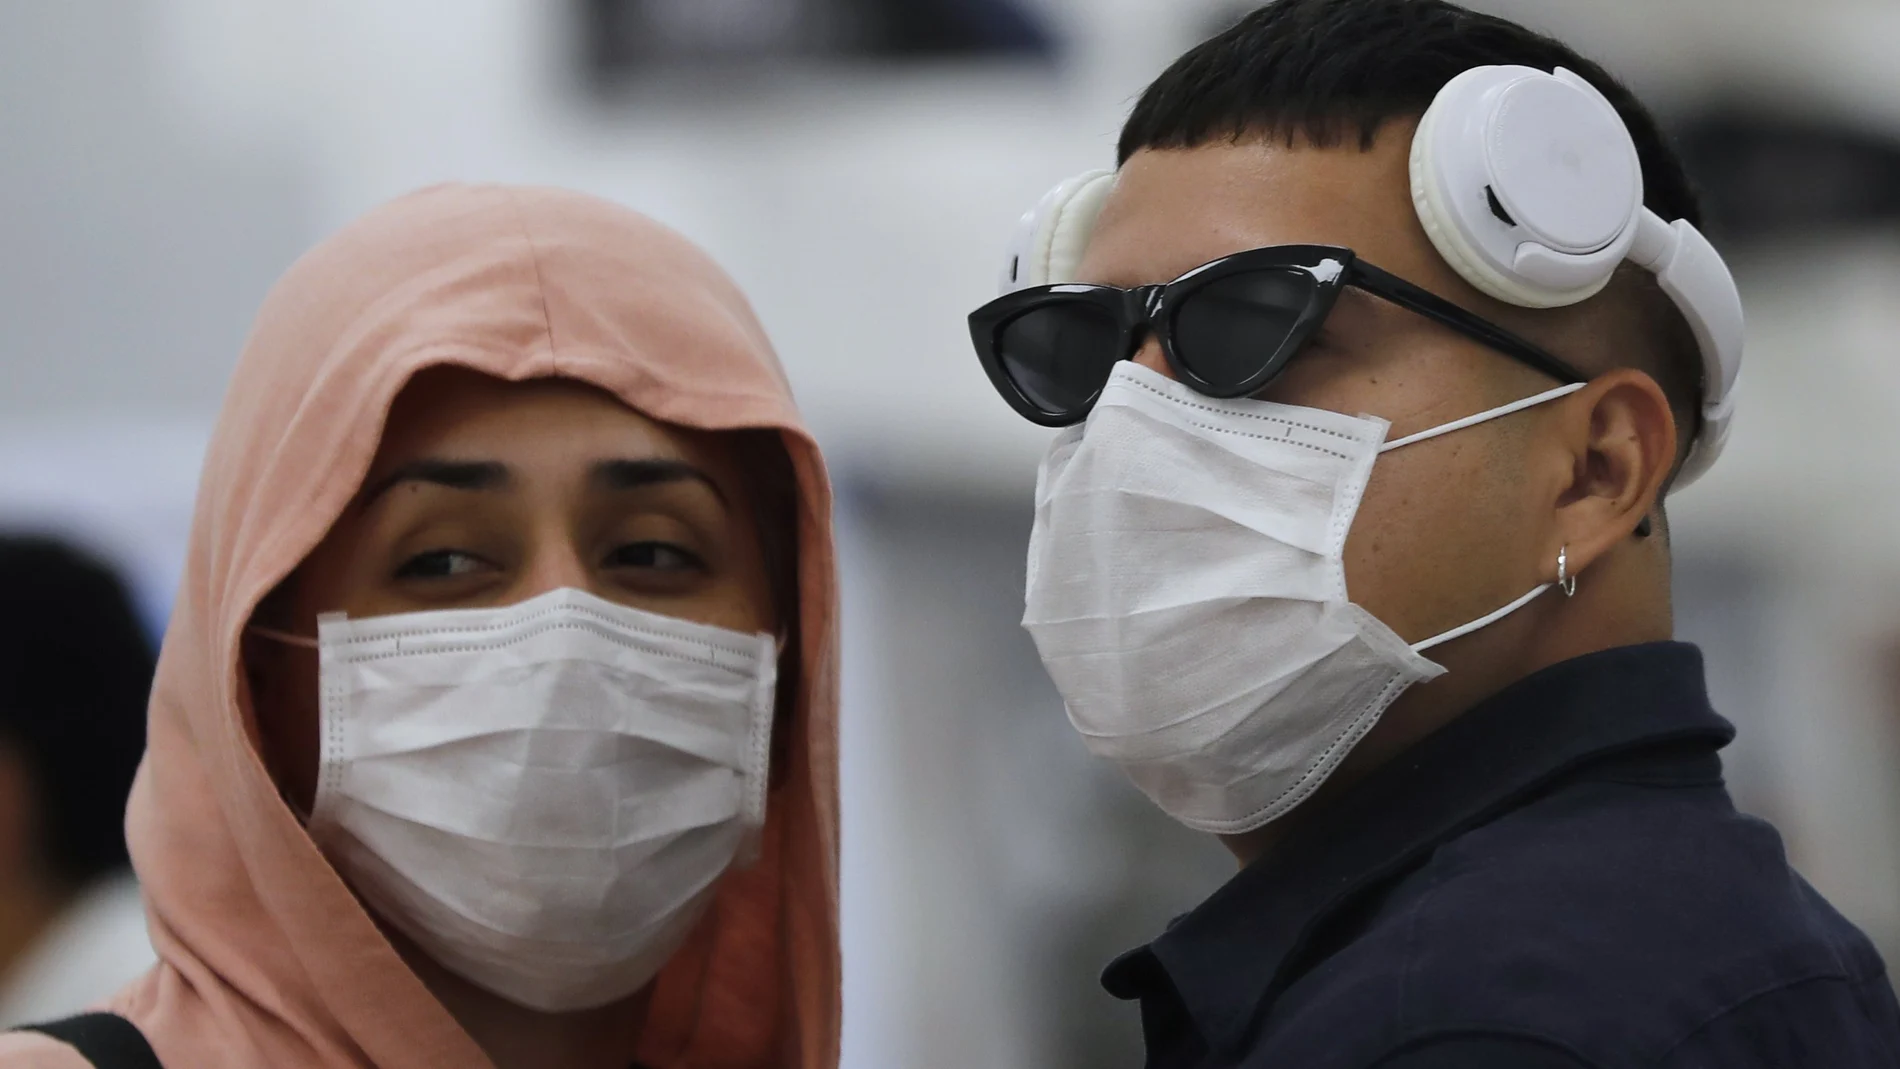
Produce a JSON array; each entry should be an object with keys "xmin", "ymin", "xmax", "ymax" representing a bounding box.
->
[{"xmin": 368, "ymin": 368, "xmax": 742, "ymax": 485}]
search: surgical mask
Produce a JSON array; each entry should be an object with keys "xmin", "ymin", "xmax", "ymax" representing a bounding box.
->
[
  {"xmin": 1022, "ymin": 361, "xmax": 1582, "ymax": 835},
  {"xmin": 260, "ymin": 586, "xmax": 777, "ymax": 1011}
]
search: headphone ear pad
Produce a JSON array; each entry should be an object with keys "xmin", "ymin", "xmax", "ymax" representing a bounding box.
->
[
  {"xmin": 1041, "ymin": 171, "xmax": 1117, "ymax": 285},
  {"xmin": 1409, "ymin": 99, "xmax": 1521, "ymax": 304},
  {"xmin": 1003, "ymin": 169, "xmax": 1116, "ymax": 291}
]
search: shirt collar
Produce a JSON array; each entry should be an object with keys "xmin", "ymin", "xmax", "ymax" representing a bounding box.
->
[{"xmin": 1105, "ymin": 642, "xmax": 1735, "ymax": 1056}]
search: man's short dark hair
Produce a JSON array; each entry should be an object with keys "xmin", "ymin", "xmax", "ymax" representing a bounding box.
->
[
  {"xmin": 0, "ymin": 536, "xmax": 154, "ymax": 886},
  {"xmin": 1119, "ymin": 0, "xmax": 1706, "ymax": 473}
]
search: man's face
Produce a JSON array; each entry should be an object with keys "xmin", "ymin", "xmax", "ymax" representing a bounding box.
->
[{"xmin": 1074, "ymin": 123, "xmax": 1570, "ymax": 645}]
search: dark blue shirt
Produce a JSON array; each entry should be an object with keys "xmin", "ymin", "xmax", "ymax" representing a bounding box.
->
[{"xmin": 1103, "ymin": 643, "xmax": 1900, "ymax": 1068}]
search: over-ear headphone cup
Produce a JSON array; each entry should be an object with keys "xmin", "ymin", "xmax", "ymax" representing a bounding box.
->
[{"xmin": 1409, "ymin": 65, "xmax": 1638, "ymax": 309}]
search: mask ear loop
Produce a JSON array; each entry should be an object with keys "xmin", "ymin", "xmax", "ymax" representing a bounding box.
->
[
  {"xmin": 250, "ymin": 626, "xmax": 319, "ymax": 650},
  {"xmin": 1394, "ymin": 383, "xmax": 1594, "ymax": 654},
  {"xmin": 1411, "ymin": 582, "xmax": 1553, "ymax": 653},
  {"xmin": 1410, "ymin": 544, "xmax": 1583, "ymax": 654},
  {"xmin": 1380, "ymin": 382, "xmax": 1588, "ymax": 453}
]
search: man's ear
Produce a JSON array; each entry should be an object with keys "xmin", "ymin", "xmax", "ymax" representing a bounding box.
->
[{"xmin": 1551, "ymin": 368, "xmax": 1676, "ymax": 574}]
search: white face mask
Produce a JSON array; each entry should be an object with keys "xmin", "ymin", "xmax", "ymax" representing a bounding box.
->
[
  {"xmin": 276, "ymin": 586, "xmax": 777, "ymax": 1012},
  {"xmin": 1022, "ymin": 361, "xmax": 1582, "ymax": 835}
]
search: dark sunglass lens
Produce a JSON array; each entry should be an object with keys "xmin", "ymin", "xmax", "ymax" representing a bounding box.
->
[
  {"xmin": 996, "ymin": 302, "xmax": 1123, "ymax": 418},
  {"xmin": 1171, "ymin": 270, "xmax": 1319, "ymax": 394}
]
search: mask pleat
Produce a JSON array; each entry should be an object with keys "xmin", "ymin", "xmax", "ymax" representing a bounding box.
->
[{"xmin": 306, "ymin": 585, "xmax": 775, "ymax": 1011}]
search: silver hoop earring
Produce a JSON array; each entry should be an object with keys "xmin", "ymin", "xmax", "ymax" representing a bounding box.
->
[{"xmin": 1557, "ymin": 545, "xmax": 1578, "ymax": 598}]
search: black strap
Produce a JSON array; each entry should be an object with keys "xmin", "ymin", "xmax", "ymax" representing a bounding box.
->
[{"xmin": 16, "ymin": 1014, "xmax": 162, "ymax": 1069}]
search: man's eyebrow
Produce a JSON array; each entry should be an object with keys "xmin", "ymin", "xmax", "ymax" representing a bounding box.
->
[
  {"xmin": 591, "ymin": 458, "xmax": 726, "ymax": 504},
  {"xmin": 360, "ymin": 460, "xmax": 511, "ymax": 506}
]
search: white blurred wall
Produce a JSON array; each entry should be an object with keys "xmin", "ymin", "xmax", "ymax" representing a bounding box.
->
[
  {"xmin": 8, "ymin": 0, "xmax": 1900, "ymax": 488},
  {"xmin": 5, "ymin": 3, "xmax": 1900, "ymax": 1067}
]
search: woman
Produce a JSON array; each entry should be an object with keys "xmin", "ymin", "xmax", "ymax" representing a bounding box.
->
[{"xmin": 0, "ymin": 185, "xmax": 839, "ymax": 1069}]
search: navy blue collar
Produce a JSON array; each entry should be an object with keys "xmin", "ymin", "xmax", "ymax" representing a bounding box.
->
[{"xmin": 1103, "ymin": 642, "xmax": 1734, "ymax": 1057}]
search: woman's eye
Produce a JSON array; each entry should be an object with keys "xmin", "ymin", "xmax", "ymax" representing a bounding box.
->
[
  {"xmin": 608, "ymin": 541, "xmax": 706, "ymax": 573},
  {"xmin": 394, "ymin": 549, "xmax": 489, "ymax": 579}
]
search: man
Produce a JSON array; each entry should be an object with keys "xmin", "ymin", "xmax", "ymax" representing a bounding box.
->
[
  {"xmin": 967, "ymin": 1, "xmax": 1900, "ymax": 1065},
  {"xmin": 0, "ymin": 536, "xmax": 156, "ymax": 1027}
]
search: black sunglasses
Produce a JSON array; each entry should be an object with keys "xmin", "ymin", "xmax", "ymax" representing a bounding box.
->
[{"xmin": 968, "ymin": 244, "xmax": 1588, "ymax": 427}]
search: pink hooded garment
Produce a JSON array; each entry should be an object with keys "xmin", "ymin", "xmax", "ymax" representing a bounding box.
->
[{"xmin": 0, "ymin": 185, "xmax": 840, "ymax": 1069}]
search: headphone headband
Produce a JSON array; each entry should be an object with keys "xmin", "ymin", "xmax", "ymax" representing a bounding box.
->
[{"xmin": 999, "ymin": 64, "xmax": 1743, "ymax": 488}]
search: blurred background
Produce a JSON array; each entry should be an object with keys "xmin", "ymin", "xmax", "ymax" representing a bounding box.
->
[{"xmin": 4, "ymin": 0, "xmax": 1900, "ymax": 1064}]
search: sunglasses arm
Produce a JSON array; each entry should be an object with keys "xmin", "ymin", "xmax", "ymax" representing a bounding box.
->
[{"xmin": 1349, "ymin": 262, "xmax": 1589, "ymax": 386}]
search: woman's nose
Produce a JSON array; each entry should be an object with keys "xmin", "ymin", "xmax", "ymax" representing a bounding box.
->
[{"xmin": 519, "ymin": 540, "xmax": 595, "ymax": 601}]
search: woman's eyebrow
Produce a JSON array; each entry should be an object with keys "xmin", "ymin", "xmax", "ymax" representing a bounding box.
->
[
  {"xmin": 360, "ymin": 459, "xmax": 512, "ymax": 505},
  {"xmin": 592, "ymin": 458, "xmax": 726, "ymax": 505}
]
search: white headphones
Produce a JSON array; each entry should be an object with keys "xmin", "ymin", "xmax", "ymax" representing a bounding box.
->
[{"xmin": 1000, "ymin": 65, "xmax": 1743, "ymax": 487}]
